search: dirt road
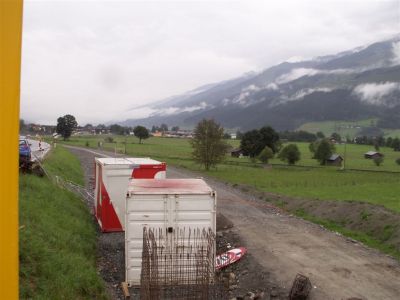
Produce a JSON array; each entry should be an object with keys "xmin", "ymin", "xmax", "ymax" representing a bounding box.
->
[
  {"xmin": 66, "ymin": 145, "xmax": 400, "ymax": 300},
  {"xmin": 167, "ymin": 167, "xmax": 400, "ymax": 300}
]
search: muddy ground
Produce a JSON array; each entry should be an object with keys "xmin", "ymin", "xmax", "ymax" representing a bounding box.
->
[{"xmin": 67, "ymin": 146, "xmax": 400, "ymax": 300}]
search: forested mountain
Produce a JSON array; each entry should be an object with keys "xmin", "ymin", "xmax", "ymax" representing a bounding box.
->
[{"xmin": 120, "ymin": 37, "xmax": 400, "ymax": 131}]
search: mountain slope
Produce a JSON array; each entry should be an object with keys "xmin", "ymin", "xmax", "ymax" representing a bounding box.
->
[{"xmin": 120, "ymin": 37, "xmax": 400, "ymax": 131}]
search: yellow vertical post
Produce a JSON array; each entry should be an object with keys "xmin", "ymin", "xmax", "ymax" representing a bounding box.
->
[{"xmin": 0, "ymin": 0, "xmax": 23, "ymax": 298}]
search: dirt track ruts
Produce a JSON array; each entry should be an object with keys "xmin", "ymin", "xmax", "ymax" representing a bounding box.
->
[{"xmin": 66, "ymin": 145, "xmax": 400, "ymax": 300}]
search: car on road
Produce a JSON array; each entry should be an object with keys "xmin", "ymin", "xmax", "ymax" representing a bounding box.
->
[{"xmin": 19, "ymin": 138, "xmax": 32, "ymax": 165}]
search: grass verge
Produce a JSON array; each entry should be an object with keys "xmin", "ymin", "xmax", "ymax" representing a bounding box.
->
[
  {"xmin": 19, "ymin": 146, "xmax": 106, "ymax": 299},
  {"xmin": 295, "ymin": 208, "xmax": 400, "ymax": 260},
  {"xmin": 42, "ymin": 145, "xmax": 85, "ymax": 185}
]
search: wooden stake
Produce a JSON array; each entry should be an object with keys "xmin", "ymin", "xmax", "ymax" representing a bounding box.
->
[{"xmin": 121, "ymin": 282, "xmax": 130, "ymax": 299}]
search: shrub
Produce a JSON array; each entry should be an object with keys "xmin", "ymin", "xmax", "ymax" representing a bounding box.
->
[
  {"xmin": 278, "ymin": 144, "xmax": 301, "ymax": 165},
  {"xmin": 104, "ymin": 136, "xmax": 114, "ymax": 143},
  {"xmin": 373, "ymin": 156, "xmax": 383, "ymax": 166},
  {"xmin": 258, "ymin": 146, "xmax": 274, "ymax": 164}
]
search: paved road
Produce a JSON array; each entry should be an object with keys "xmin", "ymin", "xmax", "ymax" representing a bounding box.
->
[{"xmin": 27, "ymin": 139, "xmax": 51, "ymax": 161}]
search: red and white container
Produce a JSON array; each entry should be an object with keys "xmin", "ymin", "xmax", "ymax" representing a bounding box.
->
[
  {"xmin": 94, "ymin": 157, "xmax": 166, "ymax": 232},
  {"xmin": 125, "ymin": 178, "xmax": 217, "ymax": 285}
]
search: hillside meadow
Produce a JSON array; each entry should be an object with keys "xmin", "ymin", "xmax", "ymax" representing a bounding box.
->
[
  {"xmin": 58, "ymin": 135, "xmax": 400, "ymax": 213},
  {"xmin": 298, "ymin": 119, "xmax": 400, "ymax": 139}
]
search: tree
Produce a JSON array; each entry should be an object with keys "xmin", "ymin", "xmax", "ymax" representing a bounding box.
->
[
  {"xmin": 373, "ymin": 156, "xmax": 383, "ymax": 166},
  {"xmin": 279, "ymin": 130, "xmax": 317, "ymax": 142},
  {"xmin": 240, "ymin": 126, "xmax": 280, "ymax": 157},
  {"xmin": 258, "ymin": 146, "xmax": 274, "ymax": 164},
  {"xmin": 386, "ymin": 137, "xmax": 393, "ymax": 148},
  {"xmin": 171, "ymin": 126, "xmax": 179, "ymax": 132},
  {"xmin": 160, "ymin": 123, "xmax": 168, "ymax": 132},
  {"xmin": 240, "ymin": 129, "xmax": 263, "ymax": 157},
  {"xmin": 236, "ymin": 130, "xmax": 243, "ymax": 140},
  {"xmin": 278, "ymin": 144, "xmax": 301, "ymax": 165},
  {"xmin": 316, "ymin": 131, "xmax": 325, "ymax": 139},
  {"xmin": 110, "ymin": 124, "xmax": 125, "ymax": 135},
  {"xmin": 223, "ymin": 133, "xmax": 231, "ymax": 139},
  {"xmin": 190, "ymin": 119, "xmax": 229, "ymax": 170},
  {"xmin": 56, "ymin": 114, "xmax": 77, "ymax": 140},
  {"xmin": 392, "ymin": 138, "xmax": 400, "ymax": 151},
  {"xmin": 331, "ymin": 132, "xmax": 341, "ymax": 142},
  {"xmin": 20, "ymin": 119, "xmax": 26, "ymax": 132},
  {"xmin": 314, "ymin": 139, "xmax": 334, "ymax": 165},
  {"xmin": 133, "ymin": 126, "xmax": 149, "ymax": 144},
  {"xmin": 259, "ymin": 126, "xmax": 280, "ymax": 153}
]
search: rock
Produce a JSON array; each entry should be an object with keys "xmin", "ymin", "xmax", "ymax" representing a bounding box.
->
[
  {"xmin": 254, "ymin": 291, "xmax": 265, "ymax": 300},
  {"xmin": 270, "ymin": 288, "xmax": 278, "ymax": 297},
  {"xmin": 246, "ymin": 291, "xmax": 256, "ymax": 299},
  {"xmin": 229, "ymin": 284, "xmax": 238, "ymax": 291}
]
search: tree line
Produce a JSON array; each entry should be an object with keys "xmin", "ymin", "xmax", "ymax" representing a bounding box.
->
[{"xmin": 189, "ymin": 119, "xmax": 400, "ymax": 170}]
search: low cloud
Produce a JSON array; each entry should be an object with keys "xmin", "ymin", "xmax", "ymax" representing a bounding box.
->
[
  {"xmin": 288, "ymin": 87, "xmax": 333, "ymax": 100},
  {"xmin": 124, "ymin": 102, "xmax": 209, "ymax": 120},
  {"xmin": 242, "ymin": 84, "xmax": 261, "ymax": 92},
  {"xmin": 276, "ymin": 68, "xmax": 354, "ymax": 84},
  {"xmin": 266, "ymin": 83, "xmax": 279, "ymax": 90},
  {"xmin": 391, "ymin": 41, "xmax": 400, "ymax": 65},
  {"xmin": 353, "ymin": 82, "xmax": 400, "ymax": 105}
]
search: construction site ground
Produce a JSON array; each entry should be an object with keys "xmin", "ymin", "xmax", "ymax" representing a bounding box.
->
[{"xmin": 66, "ymin": 146, "xmax": 400, "ymax": 300}]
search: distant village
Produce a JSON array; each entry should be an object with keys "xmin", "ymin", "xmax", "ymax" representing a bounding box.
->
[
  {"xmin": 21, "ymin": 121, "xmax": 241, "ymax": 139},
  {"xmin": 22, "ymin": 122, "xmax": 201, "ymax": 139}
]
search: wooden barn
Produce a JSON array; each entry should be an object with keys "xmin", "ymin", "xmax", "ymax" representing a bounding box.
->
[
  {"xmin": 231, "ymin": 148, "xmax": 244, "ymax": 158},
  {"xmin": 364, "ymin": 151, "xmax": 383, "ymax": 159},
  {"xmin": 326, "ymin": 154, "xmax": 343, "ymax": 166}
]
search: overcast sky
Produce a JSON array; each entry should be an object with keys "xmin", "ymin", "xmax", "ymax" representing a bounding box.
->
[{"xmin": 20, "ymin": 0, "xmax": 400, "ymax": 125}]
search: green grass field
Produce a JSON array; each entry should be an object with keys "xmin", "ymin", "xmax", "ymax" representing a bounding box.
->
[
  {"xmin": 298, "ymin": 119, "xmax": 400, "ymax": 139},
  {"xmin": 19, "ymin": 147, "xmax": 107, "ymax": 299},
  {"xmin": 57, "ymin": 135, "xmax": 400, "ymax": 213}
]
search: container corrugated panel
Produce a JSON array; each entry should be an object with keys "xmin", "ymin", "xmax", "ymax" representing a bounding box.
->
[{"xmin": 125, "ymin": 179, "xmax": 216, "ymax": 285}]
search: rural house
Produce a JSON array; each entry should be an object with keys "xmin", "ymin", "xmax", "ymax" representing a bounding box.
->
[
  {"xmin": 231, "ymin": 148, "xmax": 244, "ymax": 158},
  {"xmin": 326, "ymin": 154, "xmax": 343, "ymax": 166},
  {"xmin": 364, "ymin": 151, "xmax": 383, "ymax": 159}
]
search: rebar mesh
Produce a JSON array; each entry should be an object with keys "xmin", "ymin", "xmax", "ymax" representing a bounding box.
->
[{"xmin": 140, "ymin": 227, "xmax": 226, "ymax": 300}]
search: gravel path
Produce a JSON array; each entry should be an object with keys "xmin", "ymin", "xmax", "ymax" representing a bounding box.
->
[{"xmin": 66, "ymin": 145, "xmax": 400, "ymax": 300}]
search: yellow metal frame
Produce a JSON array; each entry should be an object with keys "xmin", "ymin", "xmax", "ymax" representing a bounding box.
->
[{"xmin": 0, "ymin": 0, "xmax": 23, "ymax": 298}]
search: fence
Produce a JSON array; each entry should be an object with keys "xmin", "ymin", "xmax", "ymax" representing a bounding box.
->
[{"xmin": 33, "ymin": 152, "xmax": 95, "ymax": 207}]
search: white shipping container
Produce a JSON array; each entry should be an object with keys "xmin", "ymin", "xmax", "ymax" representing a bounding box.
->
[
  {"xmin": 94, "ymin": 157, "xmax": 166, "ymax": 232},
  {"xmin": 125, "ymin": 178, "xmax": 217, "ymax": 285}
]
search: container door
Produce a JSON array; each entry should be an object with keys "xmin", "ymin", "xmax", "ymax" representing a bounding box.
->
[
  {"xmin": 173, "ymin": 194, "xmax": 216, "ymax": 233},
  {"xmin": 125, "ymin": 195, "xmax": 168, "ymax": 285}
]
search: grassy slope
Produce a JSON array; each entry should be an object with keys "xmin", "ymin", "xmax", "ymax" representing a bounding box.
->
[
  {"xmin": 294, "ymin": 209, "xmax": 400, "ymax": 260},
  {"xmin": 297, "ymin": 119, "xmax": 400, "ymax": 139},
  {"xmin": 43, "ymin": 146, "xmax": 85, "ymax": 185},
  {"xmin": 19, "ymin": 146, "xmax": 106, "ymax": 299}
]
